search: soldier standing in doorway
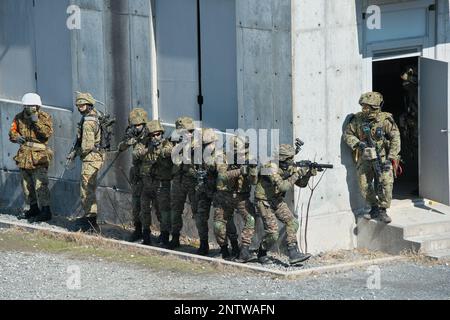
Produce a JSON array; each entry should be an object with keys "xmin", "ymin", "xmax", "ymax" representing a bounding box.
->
[{"xmin": 344, "ymin": 92, "xmax": 401, "ymax": 224}]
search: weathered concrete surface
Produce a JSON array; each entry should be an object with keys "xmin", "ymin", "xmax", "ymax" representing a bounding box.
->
[
  {"xmin": 291, "ymin": 0, "xmax": 450, "ymax": 254},
  {"xmin": 357, "ymin": 199, "xmax": 450, "ymax": 259},
  {"xmin": 237, "ymin": 0, "xmax": 293, "ymax": 145}
]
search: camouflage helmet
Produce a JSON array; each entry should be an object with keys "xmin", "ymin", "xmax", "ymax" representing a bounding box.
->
[
  {"xmin": 202, "ymin": 128, "xmax": 218, "ymax": 145},
  {"xmin": 128, "ymin": 108, "xmax": 148, "ymax": 126},
  {"xmin": 278, "ymin": 144, "xmax": 295, "ymax": 161},
  {"xmin": 359, "ymin": 92, "xmax": 383, "ymax": 108},
  {"xmin": 147, "ymin": 120, "xmax": 165, "ymax": 134},
  {"xmin": 75, "ymin": 92, "xmax": 96, "ymax": 106},
  {"xmin": 175, "ymin": 117, "xmax": 195, "ymax": 131}
]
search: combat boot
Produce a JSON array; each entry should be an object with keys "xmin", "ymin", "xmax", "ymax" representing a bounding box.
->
[
  {"xmin": 18, "ymin": 204, "xmax": 40, "ymax": 220},
  {"xmin": 257, "ymin": 245, "xmax": 272, "ymax": 265},
  {"xmin": 220, "ymin": 245, "xmax": 231, "ymax": 260},
  {"xmin": 168, "ymin": 233, "xmax": 180, "ymax": 249},
  {"xmin": 129, "ymin": 222, "xmax": 143, "ymax": 242},
  {"xmin": 142, "ymin": 228, "xmax": 151, "ymax": 246},
  {"xmin": 230, "ymin": 239, "xmax": 240, "ymax": 258},
  {"xmin": 71, "ymin": 216, "xmax": 100, "ymax": 233},
  {"xmin": 159, "ymin": 231, "xmax": 170, "ymax": 246},
  {"xmin": 238, "ymin": 245, "xmax": 258, "ymax": 263},
  {"xmin": 87, "ymin": 217, "xmax": 100, "ymax": 233},
  {"xmin": 363, "ymin": 206, "xmax": 380, "ymax": 220},
  {"xmin": 197, "ymin": 240, "xmax": 209, "ymax": 256},
  {"xmin": 379, "ymin": 208, "xmax": 392, "ymax": 224},
  {"xmin": 29, "ymin": 206, "xmax": 52, "ymax": 223},
  {"xmin": 288, "ymin": 244, "xmax": 311, "ymax": 265}
]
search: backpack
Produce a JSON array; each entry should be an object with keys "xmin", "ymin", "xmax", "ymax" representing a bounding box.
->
[
  {"xmin": 97, "ymin": 110, "xmax": 116, "ymax": 151},
  {"xmin": 84, "ymin": 110, "xmax": 116, "ymax": 151}
]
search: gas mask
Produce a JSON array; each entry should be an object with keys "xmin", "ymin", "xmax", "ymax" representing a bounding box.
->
[
  {"xmin": 24, "ymin": 106, "xmax": 38, "ymax": 117},
  {"xmin": 150, "ymin": 131, "xmax": 163, "ymax": 147},
  {"xmin": 279, "ymin": 158, "xmax": 294, "ymax": 171}
]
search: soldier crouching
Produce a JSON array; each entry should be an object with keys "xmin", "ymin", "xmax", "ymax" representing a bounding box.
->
[{"xmin": 255, "ymin": 144, "xmax": 314, "ymax": 265}]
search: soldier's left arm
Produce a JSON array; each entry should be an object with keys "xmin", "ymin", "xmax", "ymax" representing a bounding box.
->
[
  {"xmin": 80, "ymin": 120, "xmax": 98, "ymax": 157},
  {"xmin": 385, "ymin": 116, "xmax": 401, "ymax": 159},
  {"xmin": 33, "ymin": 112, "xmax": 53, "ymax": 141}
]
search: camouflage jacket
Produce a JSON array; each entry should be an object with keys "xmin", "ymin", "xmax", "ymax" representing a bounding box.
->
[
  {"xmin": 133, "ymin": 139, "xmax": 173, "ymax": 181},
  {"xmin": 216, "ymin": 154, "xmax": 258, "ymax": 194},
  {"xmin": 75, "ymin": 109, "xmax": 104, "ymax": 163},
  {"xmin": 171, "ymin": 139, "xmax": 197, "ymax": 178},
  {"xmin": 255, "ymin": 163, "xmax": 310, "ymax": 200},
  {"xmin": 9, "ymin": 110, "xmax": 53, "ymax": 170},
  {"xmin": 344, "ymin": 111, "xmax": 401, "ymax": 163},
  {"xmin": 195, "ymin": 150, "xmax": 225, "ymax": 196}
]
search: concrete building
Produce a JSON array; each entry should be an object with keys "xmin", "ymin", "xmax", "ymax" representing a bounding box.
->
[{"xmin": 1, "ymin": 0, "xmax": 450, "ymax": 255}]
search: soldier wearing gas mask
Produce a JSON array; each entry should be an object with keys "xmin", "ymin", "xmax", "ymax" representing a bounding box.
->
[
  {"xmin": 118, "ymin": 108, "xmax": 149, "ymax": 242},
  {"xmin": 344, "ymin": 92, "xmax": 401, "ymax": 224},
  {"xmin": 133, "ymin": 120, "xmax": 173, "ymax": 245},
  {"xmin": 9, "ymin": 93, "xmax": 54, "ymax": 223}
]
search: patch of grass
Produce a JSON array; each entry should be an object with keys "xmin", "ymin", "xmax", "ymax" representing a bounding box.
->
[{"xmin": 0, "ymin": 227, "xmax": 217, "ymax": 275}]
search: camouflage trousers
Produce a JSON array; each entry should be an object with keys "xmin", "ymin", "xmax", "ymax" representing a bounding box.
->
[
  {"xmin": 129, "ymin": 166, "xmax": 143, "ymax": 225},
  {"xmin": 20, "ymin": 167, "xmax": 51, "ymax": 207},
  {"xmin": 196, "ymin": 191, "xmax": 238, "ymax": 242},
  {"xmin": 213, "ymin": 191, "xmax": 255, "ymax": 247},
  {"xmin": 256, "ymin": 197, "xmax": 299, "ymax": 249},
  {"xmin": 171, "ymin": 175, "xmax": 197, "ymax": 234},
  {"xmin": 357, "ymin": 161, "xmax": 394, "ymax": 209},
  {"xmin": 81, "ymin": 160, "xmax": 103, "ymax": 218},
  {"xmin": 141, "ymin": 177, "xmax": 171, "ymax": 231}
]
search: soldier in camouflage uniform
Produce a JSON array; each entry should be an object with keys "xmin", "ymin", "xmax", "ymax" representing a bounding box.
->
[
  {"xmin": 117, "ymin": 108, "xmax": 149, "ymax": 242},
  {"xmin": 344, "ymin": 92, "xmax": 401, "ymax": 224},
  {"xmin": 169, "ymin": 117, "xmax": 198, "ymax": 249},
  {"xmin": 133, "ymin": 120, "xmax": 173, "ymax": 245},
  {"xmin": 9, "ymin": 93, "xmax": 54, "ymax": 223},
  {"xmin": 255, "ymin": 144, "xmax": 315, "ymax": 265},
  {"xmin": 68, "ymin": 92, "xmax": 105, "ymax": 232},
  {"xmin": 194, "ymin": 128, "xmax": 239, "ymax": 256},
  {"xmin": 213, "ymin": 136, "xmax": 258, "ymax": 262}
]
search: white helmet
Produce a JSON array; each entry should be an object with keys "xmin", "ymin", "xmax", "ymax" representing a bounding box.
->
[{"xmin": 22, "ymin": 93, "xmax": 42, "ymax": 107}]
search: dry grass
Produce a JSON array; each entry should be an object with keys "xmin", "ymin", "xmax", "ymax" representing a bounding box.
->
[
  {"xmin": 0, "ymin": 227, "xmax": 218, "ymax": 274},
  {"xmin": 399, "ymin": 249, "xmax": 447, "ymax": 266}
]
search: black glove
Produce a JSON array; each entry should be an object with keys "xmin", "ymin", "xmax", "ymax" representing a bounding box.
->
[
  {"xmin": 357, "ymin": 141, "xmax": 367, "ymax": 151},
  {"xmin": 16, "ymin": 136, "xmax": 26, "ymax": 145}
]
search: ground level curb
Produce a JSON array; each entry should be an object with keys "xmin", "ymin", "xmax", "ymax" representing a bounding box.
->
[{"xmin": 0, "ymin": 218, "xmax": 406, "ymax": 278}]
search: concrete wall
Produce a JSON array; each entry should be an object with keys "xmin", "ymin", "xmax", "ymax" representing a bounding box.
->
[
  {"xmin": 292, "ymin": 0, "xmax": 450, "ymax": 254},
  {"xmin": 292, "ymin": 0, "xmax": 370, "ymax": 254},
  {"xmin": 237, "ymin": 0, "xmax": 294, "ymax": 145}
]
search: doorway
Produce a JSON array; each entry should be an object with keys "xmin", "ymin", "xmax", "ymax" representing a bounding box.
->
[
  {"xmin": 372, "ymin": 56, "xmax": 419, "ymax": 199},
  {"xmin": 154, "ymin": 0, "xmax": 238, "ymax": 130}
]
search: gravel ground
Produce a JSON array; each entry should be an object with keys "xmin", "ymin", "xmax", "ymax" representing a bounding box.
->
[
  {"xmin": 0, "ymin": 213, "xmax": 390, "ymax": 272},
  {"xmin": 0, "ymin": 236, "xmax": 449, "ymax": 300}
]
